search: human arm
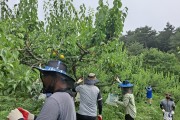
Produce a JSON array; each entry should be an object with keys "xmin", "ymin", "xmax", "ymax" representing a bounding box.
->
[
  {"xmin": 97, "ymin": 92, "xmax": 103, "ymax": 115},
  {"xmin": 171, "ymin": 101, "xmax": 176, "ymax": 114},
  {"xmin": 116, "ymin": 94, "xmax": 130, "ymax": 107},
  {"xmin": 172, "ymin": 101, "xmax": 175, "ymax": 111},
  {"xmin": 35, "ymin": 97, "xmax": 60, "ymax": 120},
  {"xmin": 115, "ymin": 77, "xmax": 122, "ymax": 83},
  {"xmin": 160, "ymin": 100, "xmax": 166, "ymax": 112},
  {"xmin": 72, "ymin": 78, "xmax": 83, "ymax": 92}
]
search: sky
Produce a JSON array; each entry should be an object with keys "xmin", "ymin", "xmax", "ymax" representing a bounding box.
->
[{"xmin": 6, "ymin": 0, "xmax": 180, "ymax": 34}]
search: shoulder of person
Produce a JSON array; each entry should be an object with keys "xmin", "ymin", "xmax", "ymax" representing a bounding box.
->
[
  {"xmin": 76, "ymin": 84, "xmax": 83, "ymax": 88},
  {"xmin": 124, "ymin": 93, "xmax": 133, "ymax": 98},
  {"xmin": 160, "ymin": 99, "xmax": 166, "ymax": 103},
  {"xmin": 94, "ymin": 85, "xmax": 100, "ymax": 90},
  {"xmin": 51, "ymin": 92, "xmax": 71, "ymax": 99}
]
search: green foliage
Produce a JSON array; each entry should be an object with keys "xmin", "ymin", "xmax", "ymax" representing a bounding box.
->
[
  {"xmin": 0, "ymin": 0, "xmax": 180, "ymax": 120},
  {"xmin": 157, "ymin": 23, "xmax": 175, "ymax": 52},
  {"xmin": 0, "ymin": 21, "xmax": 39, "ymax": 95},
  {"xmin": 126, "ymin": 42, "xmax": 145, "ymax": 56},
  {"xmin": 142, "ymin": 48, "xmax": 180, "ymax": 75},
  {"xmin": 121, "ymin": 26, "xmax": 157, "ymax": 48},
  {"xmin": 0, "ymin": 95, "xmax": 43, "ymax": 119}
]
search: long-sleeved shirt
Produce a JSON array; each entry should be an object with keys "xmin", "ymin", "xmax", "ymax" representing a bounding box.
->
[
  {"xmin": 160, "ymin": 99, "xmax": 175, "ymax": 112},
  {"xmin": 116, "ymin": 93, "xmax": 136, "ymax": 118},
  {"xmin": 75, "ymin": 84, "xmax": 102, "ymax": 116},
  {"xmin": 36, "ymin": 92, "xmax": 76, "ymax": 120}
]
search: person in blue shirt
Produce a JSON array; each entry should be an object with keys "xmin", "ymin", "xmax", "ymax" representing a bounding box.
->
[{"xmin": 145, "ymin": 85, "xmax": 153, "ymax": 105}]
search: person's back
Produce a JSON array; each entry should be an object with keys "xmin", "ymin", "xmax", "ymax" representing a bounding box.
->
[
  {"xmin": 76, "ymin": 84, "xmax": 100, "ymax": 116},
  {"xmin": 75, "ymin": 73, "xmax": 102, "ymax": 120},
  {"xmin": 36, "ymin": 92, "xmax": 76, "ymax": 120}
]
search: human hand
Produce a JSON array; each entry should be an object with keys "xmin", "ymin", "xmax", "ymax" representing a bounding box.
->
[
  {"xmin": 18, "ymin": 107, "xmax": 34, "ymax": 120},
  {"xmin": 76, "ymin": 78, "xmax": 83, "ymax": 84},
  {"xmin": 115, "ymin": 77, "xmax": 121, "ymax": 83},
  {"xmin": 162, "ymin": 109, "xmax": 165, "ymax": 113},
  {"xmin": 171, "ymin": 111, "xmax": 175, "ymax": 114},
  {"xmin": 114, "ymin": 98, "xmax": 119, "ymax": 103},
  {"xmin": 7, "ymin": 108, "xmax": 23, "ymax": 120},
  {"xmin": 97, "ymin": 115, "xmax": 102, "ymax": 120}
]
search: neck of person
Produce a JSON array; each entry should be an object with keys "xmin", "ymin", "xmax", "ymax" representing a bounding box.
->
[{"xmin": 54, "ymin": 81, "xmax": 68, "ymax": 92}]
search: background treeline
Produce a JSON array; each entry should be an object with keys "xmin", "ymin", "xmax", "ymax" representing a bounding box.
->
[
  {"xmin": 0, "ymin": 0, "xmax": 179, "ymax": 119},
  {"xmin": 121, "ymin": 23, "xmax": 180, "ymax": 76}
]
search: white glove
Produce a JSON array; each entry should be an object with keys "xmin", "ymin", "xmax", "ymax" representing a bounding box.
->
[
  {"xmin": 76, "ymin": 78, "xmax": 83, "ymax": 84},
  {"xmin": 171, "ymin": 111, "xmax": 175, "ymax": 115},
  {"xmin": 17, "ymin": 107, "xmax": 35, "ymax": 120},
  {"xmin": 28, "ymin": 114, "xmax": 35, "ymax": 120},
  {"xmin": 162, "ymin": 109, "xmax": 165, "ymax": 113},
  {"xmin": 114, "ymin": 99, "xmax": 118, "ymax": 103},
  {"xmin": 115, "ymin": 77, "xmax": 122, "ymax": 83},
  {"xmin": 7, "ymin": 108, "xmax": 23, "ymax": 120}
]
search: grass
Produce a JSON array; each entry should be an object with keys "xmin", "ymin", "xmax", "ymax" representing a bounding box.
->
[{"xmin": 0, "ymin": 93, "xmax": 179, "ymax": 120}]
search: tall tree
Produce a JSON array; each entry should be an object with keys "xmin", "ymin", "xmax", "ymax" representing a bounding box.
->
[
  {"xmin": 121, "ymin": 26, "xmax": 157, "ymax": 48},
  {"xmin": 169, "ymin": 27, "xmax": 180, "ymax": 60},
  {"xmin": 157, "ymin": 22, "xmax": 175, "ymax": 52}
]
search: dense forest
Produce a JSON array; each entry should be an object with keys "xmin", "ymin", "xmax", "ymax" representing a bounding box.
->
[{"xmin": 0, "ymin": 0, "xmax": 179, "ymax": 119}]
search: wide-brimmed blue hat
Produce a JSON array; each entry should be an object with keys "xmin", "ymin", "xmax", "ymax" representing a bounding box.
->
[
  {"xmin": 118, "ymin": 80, "xmax": 133, "ymax": 88},
  {"xmin": 34, "ymin": 60, "xmax": 75, "ymax": 83},
  {"xmin": 84, "ymin": 73, "xmax": 99, "ymax": 85}
]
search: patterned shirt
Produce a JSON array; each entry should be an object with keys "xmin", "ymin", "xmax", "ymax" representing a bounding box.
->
[
  {"xmin": 116, "ymin": 93, "xmax": 136, "ymax": 118},
  {"xmin": 75, "ymin": 84, "xmax": 102, "ymax": 116}
]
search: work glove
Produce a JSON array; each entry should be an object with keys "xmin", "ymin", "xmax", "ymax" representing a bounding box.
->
[
  {"xmin": 115, "ymin": 77, "xmax": 122, "ymax": 83},
  {"xmin": 162, "ymin": 109, "xmax": 165, "ymax": 113},
  {"xmin": 7, "ymin": 108, "xmax": 24, "ymax": 120},
  {"xmin": 97, "ymin": 115, "xmax": 102, "ymax": 120},
  {"xmin": 171, "ymin": 111, "xmax": 175, "ymax": 115},
  {"xmin": 17, "ymin": 107, "xmax": 34, "ymax": 120},
  {"xmin": 76, "ymin": 78, "xmax": 83, "ymax": 84}
]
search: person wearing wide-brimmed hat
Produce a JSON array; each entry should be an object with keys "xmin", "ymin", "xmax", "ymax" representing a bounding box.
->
[
  {"xmin": 115, "ymin": 80, "xmax": 136, "ymax": 120},
  {"xmin": 7, "ymin": 60, "xmax": 76, "ymax": 120},
  {"xmin": 74, "ymin": 73, "xmax": 102, "ymax": 120}
]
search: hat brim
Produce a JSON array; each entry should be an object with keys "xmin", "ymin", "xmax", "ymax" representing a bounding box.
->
[
  {"xmin": 84, "ymin": 79, "xmax": 99, "ymax": 85},
  {"xmin": 33, "ymin": 66, "xmax": 75, "ymax": 82},
  {"xmin": 119, "ymin": 83, "xmax": 133, "ymax": 88}
]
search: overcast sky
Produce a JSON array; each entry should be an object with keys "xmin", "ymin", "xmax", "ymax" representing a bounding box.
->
[
  {"xmin": 7, "ymin": 0, "xmax": 180, "ymax": 34},
  {"xmin": 73, "ymin": 0, "xmax": 180, "ymax": 34}
]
